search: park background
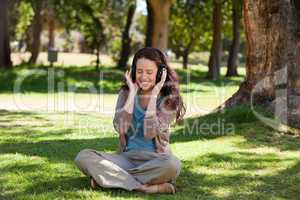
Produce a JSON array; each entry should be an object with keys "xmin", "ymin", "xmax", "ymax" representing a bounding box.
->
[{"xmin": 0, "ymin": 0, "xmax": 299, "ymax": 199}]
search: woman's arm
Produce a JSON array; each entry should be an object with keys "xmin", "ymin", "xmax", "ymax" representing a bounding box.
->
[
  {"xmin": 144, "ymin": 97, "xmax": 176, "ymax": 139},
  {"xmin": 113, "ymin": 70, "xmax": 138, "ymax": 135},
  {"xmin": 113, "ymin": 89, "xmax": 136, "ymax": 135}
]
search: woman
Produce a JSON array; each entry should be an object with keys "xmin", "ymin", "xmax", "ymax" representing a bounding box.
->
[{"xmin": 75, "ymin": 47, "xmax": 186, "ymax": 194}]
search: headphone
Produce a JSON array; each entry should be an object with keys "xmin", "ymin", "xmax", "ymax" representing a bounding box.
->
[{"xmin": 131, "ymin": 47, "xmax": 167, "ymax": 84}]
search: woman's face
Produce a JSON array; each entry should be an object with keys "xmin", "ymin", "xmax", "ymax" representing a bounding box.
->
[{"xmin": 135, "ymin": 58, "xmax": 158, "ymax": 92}]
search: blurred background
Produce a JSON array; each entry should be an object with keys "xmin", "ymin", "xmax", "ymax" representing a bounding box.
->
[
  {"xmin": 6, "ymin": 0, "xmax": 244, "ymax": 69},
  {"xmin": 1, "ymin": 0, "xmax": 245, "ymax": 116}
]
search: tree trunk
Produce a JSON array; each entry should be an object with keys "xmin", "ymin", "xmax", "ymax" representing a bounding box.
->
[
  {"xmin": 226, "ymin": 0, "xmax": 241, "ymax": 77},
  {"xmin": 148, "ymin": 0, "xmax": 174, "ymax": 51},
  {"xmin": 0, "ymin": 0, "xmax": 12, "ymax": 69},
  {"xmin": 207, "ymin": 0, "xmax": 222, "ymax": 80},
  {"xmin": 145, "ymin": 0, "xmax": 154, "ymax": 47},
  {"xmin": 182, "ymin": 50, "xmax": 189, "ymax": 69},
  {"xmin": 48, "ymin": 11, "xmax": 55, "ymax": 49},
  {"xmin": 292, "ymin": 0, "xmax": 300, "ymax": 35},
  {"xmin": 117, "ymin": 3, "xmax": 136, "ymax": 69},
  {"xmin": 182, "ymin": 41, "xmax": 193, "ymax": 69},
  {"xmin": 29, "ymin": 1, "xmax": 43, "ymax": 64},
  {"xmin": 224, "ymin": 0, "xmax": 300, "ymax": 128}
]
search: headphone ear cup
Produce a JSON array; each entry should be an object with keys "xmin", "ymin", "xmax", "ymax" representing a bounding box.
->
[
  {"xmin": 131, "ymin": 66, "xmax": 136, "ymax": 82},
  {"xmin": 156, "ymin": 64, "xmax": 165, "ymax": 83}
]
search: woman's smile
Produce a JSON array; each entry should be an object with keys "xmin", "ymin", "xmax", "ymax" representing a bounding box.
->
[{"xmin": 135, "ymin": 58, "xmax": 158, "ymax": 91}]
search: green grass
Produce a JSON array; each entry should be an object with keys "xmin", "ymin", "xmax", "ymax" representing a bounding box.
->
[
  {"xmin": 1, "ymin": 64, "xmax": 299, "ymax": 199},
  {"xmin": 0, "ymin": 64, "xmax": 245, "ymax": 115},
  {"xmin": 0, "ymin": 106, "xmax": 299, "ymax": 200}
]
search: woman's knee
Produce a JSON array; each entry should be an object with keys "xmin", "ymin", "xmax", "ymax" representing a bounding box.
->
[
  {"xmin": 74, "ymin": 149, "xmax": 94, "ymax": 169},
  {"xmin": 161, "ymin": 155, "xmax": 181, "ymax": 179}
]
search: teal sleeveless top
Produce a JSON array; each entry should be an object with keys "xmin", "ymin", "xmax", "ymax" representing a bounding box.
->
[{"xmin": 125, "ymin": 95, "xmax": 163, "ymax": 152}]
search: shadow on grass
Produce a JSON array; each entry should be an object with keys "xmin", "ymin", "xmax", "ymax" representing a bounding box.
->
[
  {"xmin": 0, "ymin": 137, "xmax": 118, "ymax": 163},
  {"xmin": 1, "ymin": 150, "xmax": 299, "ymax": 199},
  {"xmin": 1, "ymin": 106, "xmax": 299, "ymax": 199},
  {"xmin": 176, "ymin": 153, "xmax": 300, "ymax": 199},
  {"xmin": 171, "ymin": 105, "xmax": 300, "ymax": 152}
]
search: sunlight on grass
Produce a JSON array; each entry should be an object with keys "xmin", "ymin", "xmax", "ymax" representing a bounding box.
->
[
  {"xmin": 0, "ymin": 65, "xmax": 245, "ymax": 118},
  {"xmin": 0, "ymin": 105, "xmax": 299, "ymax": 199},
  {"xmin": 1, "ymin": 64, "xmax": 299, "ymax": 200}
]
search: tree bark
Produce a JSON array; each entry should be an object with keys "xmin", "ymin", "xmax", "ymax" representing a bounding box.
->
[
  {"xmin": 226, "ymin": 0, "xmax": 241, "ymax": 77},
  {"xmin": 182, "ymin": 40, "xmax": 193, "ymax": 69},
  {"xmin": 182, "ymin": 50, "xmax": 189, "ymax": 69},
  {"xmin": 0, "ymin": 0, "xmax": 12, "ymax": 69},
  {"xmin": 48, "ymin": 10, "xmax": 55, "ymax": 49},
  {"xmin": 207, "ymin": 0, "xmax": 222, "ymax": 80},
  {"xmin": 145, "ymin": 0, "xmax": 154, "ymax": 47},
  {"xmin": 29, "ymin": 1, "xmax": 43, "ymax": 64},
  {"xmin": 117, "ymin": 3, "xmax": 136, "ymax": 69},
  {"xmin": 148, "ymin": 0, "xmax": 174, "ymax": 51},
  {"xmin": 96, "ymin": 44, "xmax": 100, "ymax": 72},
  {"xmin": 224, "ymin": 0, "xmax": 300, "ymax": 128}
]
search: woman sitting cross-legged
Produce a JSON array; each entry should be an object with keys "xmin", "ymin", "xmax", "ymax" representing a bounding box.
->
[{"xmin": 74, "ymin": 47, "xmax": 186, "ymax": 194}]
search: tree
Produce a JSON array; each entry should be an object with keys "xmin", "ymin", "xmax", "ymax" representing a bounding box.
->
[
  {"xmin": 226, "ymin": 0, "xmax": 242, "ymax": 77},
  {"xmin": 145, "ymin": 0, "xmax": 154, "ymax": 47},
  {"xmin": 225, "ymin": 0, "xmax": 300, "ymax": 128},
  {"xmin": 55, "ymin": 0, "xmax": 131, "ymax": 70},
  {"xmin": 148, "ymin": 0, "xmax": 175, "ymax": 51},
  {"xmin": 117, "ymin": 1, "xmax": 136, "ymax": 69},
  {"xmin": 0, "ymin": 0, "xmax": 13, "ymax": 69},
  {"xmin": 169, "ymin": 0, "xmax": 211, "ymax": 69},
  {"xmin": 55, "ymin": 0, "xmax": 108, "ymax": 70},
  {"xmin": 28, "ymin": 0, "xmax": 44, "ymax": 64},
  {"xmin": 45, "ymin": 6, "xmax": 56, "ymax": 49},
  {"xmin": 207, "ymin": 0, "xmax": 222, "ymax": 80}
]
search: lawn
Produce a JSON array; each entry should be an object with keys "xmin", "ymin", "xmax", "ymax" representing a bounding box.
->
[
  {"xmin": 0, "ymin": 64, "xmax": 244, "ymax": 116},
  {"xmin": 0, "ymin": 64, "xmax": 299, "ymax": 199}
]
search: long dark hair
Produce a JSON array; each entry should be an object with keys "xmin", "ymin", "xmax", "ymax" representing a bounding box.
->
[{"xmin": 120, "ymin": 47, "xmax": 186, "ymax": 123}]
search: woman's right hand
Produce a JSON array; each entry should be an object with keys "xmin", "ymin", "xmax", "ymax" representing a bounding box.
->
[{"xmin": 125, "ymin": 70, "xmax": 139, "ymax": 94}]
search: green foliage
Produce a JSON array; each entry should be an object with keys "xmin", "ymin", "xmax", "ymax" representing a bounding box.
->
[
  {"xmin": 54, "ymin": 0, "xmax": 105, "ymax": 52},
  {"xmin": 135, "ymin": 13, "xmax": 147, "ymax": 35},
  {"xmin": 169, "ymin": 0, "xmax": 245, "ymax": 63},
  {"xmin": 15, "ymin": 1, "xmax": 34, "ymax": 41},
  {"xmin": 110, "ymin": 38, "xmax": 122, "ymax": 62},
  {"xmin": 105, "ymin": 0, "xmax": 137, "ymax": 63},
  {"xmin": 54, "ymin": 0, "xmax": 135, "ymax": 55},
  {"xmin": 169, "ymin": 0, "xmax": 213, "ymax": 61},
  {"xmin": 222, "ymin": 0, "xmax": 245, "ymax": 52}
]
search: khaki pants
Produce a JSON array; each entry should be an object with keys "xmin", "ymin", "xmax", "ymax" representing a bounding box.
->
[{"xmin": 74, "ymin": 149, "xmax": 181, "ymax": 191}]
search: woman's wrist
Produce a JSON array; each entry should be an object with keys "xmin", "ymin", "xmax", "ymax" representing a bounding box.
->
[
  {"xmin": 145, "ymin": 93, "xmax": 158, "ymax": 117},
  {"xmin": 151, "ymin": 87, "xmax": 161, "ymax": 97},
  {"xmin": 124, "ymin": 91, "xmax": 136, "ymax": 113},
  {"xmin": 119, "ymin": 133, "xmax": 126, "ymax": 137},
  {"xmin": 129, "ymin": 89, "xmax": 137, "ymax": 97}
]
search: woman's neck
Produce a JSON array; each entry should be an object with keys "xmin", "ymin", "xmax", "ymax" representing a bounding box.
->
[
  {"xmin": 138, "ymin": 89, "xmax": 160, "ymax": 99},
  {"xmin": 139, "ymin": 90, "xmax": 151, "ymax": 95},
  {"xmin": 138, "ymin": 89, "xmax": 151, "ymax": 96}
]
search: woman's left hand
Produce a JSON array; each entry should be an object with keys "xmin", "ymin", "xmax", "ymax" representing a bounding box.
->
[
  {"xmin": 118, "ymin": 134, "xmax": 127, "ymax": 153},
  {"xmin": 152, "ymin": 68, "xmax": 167, "ymax": 96}
]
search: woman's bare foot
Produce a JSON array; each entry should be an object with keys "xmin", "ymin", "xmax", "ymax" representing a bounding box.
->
[
  {"xmin": 90, "ymin": 177, "xmax": 98, "ymax": 189},
  {"xmin": 136, "ymin": 183, "xmax": 175, "ymax": 194}
]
